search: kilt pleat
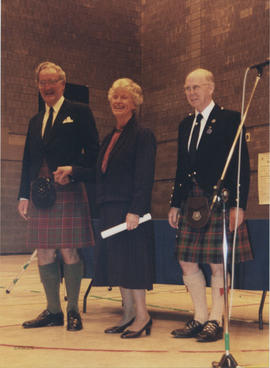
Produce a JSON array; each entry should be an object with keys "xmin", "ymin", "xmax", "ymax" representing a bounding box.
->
[
  {"xmin": 27, "ymin": 182, "xmax": 95, "ymax": 249},
  {"xmin": 176, "ymin": 185, "xmax": 253, "ymax": 264}
]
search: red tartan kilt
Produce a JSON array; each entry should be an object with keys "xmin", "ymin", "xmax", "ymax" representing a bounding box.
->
[
  {"xmin": 176, "ymin": 185, "xmax": 253, "ymax": 264},
  {"xmin": 27, "ymin": 182, "xmax": 95, "ymax": 249}
]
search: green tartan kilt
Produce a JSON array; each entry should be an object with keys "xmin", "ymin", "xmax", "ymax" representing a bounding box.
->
[{"xmin": 176, "ymin": 185, "xmax": 253, "ymax": 264}]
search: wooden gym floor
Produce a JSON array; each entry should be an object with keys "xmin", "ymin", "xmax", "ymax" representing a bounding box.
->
[{"xmin": 0, "ymin": 255, "xmax": 269, "ymax": 368}]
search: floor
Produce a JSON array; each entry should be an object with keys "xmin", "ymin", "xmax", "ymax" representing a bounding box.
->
[{"xmin": 0, "ymin": 255, "xmax": 269, "ymax": 368}]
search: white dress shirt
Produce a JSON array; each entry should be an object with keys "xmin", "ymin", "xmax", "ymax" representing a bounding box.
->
[
  {"xmin": 188, "ymin": 100, "xmax": 215, "ymax": 150},
  {"xmin": 41, "ymin": 96, "xmax": 65, "ymax": 137}
]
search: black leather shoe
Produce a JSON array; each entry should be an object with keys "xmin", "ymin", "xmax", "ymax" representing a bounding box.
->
[
  {"xmin": 104, "ymin": 318, "xmax": 135, "ymax": 334},
  {"xmin": 22, "ymin": 310, "xmax": 64, "ymax": 329},
  {"xmin": 171, "ymin": 319, "xmax": 204, "ymax": 338},
  {"xmin": 67, "ymin": 310, "xmax": 83, "ymax": 331},
  {"xmin": 120, "ymin": 318, "xmax": 152, "ymax": 339},
  {"xmin": 197, "ymin": 320, "xmax": 223, "ymax": 342}
]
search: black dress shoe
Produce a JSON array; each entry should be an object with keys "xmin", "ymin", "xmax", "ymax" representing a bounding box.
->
[
  {"xmin": 104, "ymin": 318, "xmax": 135, "ymax": 334},
  {"xmin": 196, "ymin": 320, "xmax": 223, "ymax": 342},
  {"xmin": 22, "ymin": 310, "xmax": 64, "ymax": 329},
  {"xmin": 171, "ymin": 319, "xmax": 204, "ymax": 338},
  {"xmin": 67, "ymin": 310, "xmax": 83, "ymax": 331},
  {"xmin": 120, "ymin": 318, "xmax": 152, "ymax": 339}
]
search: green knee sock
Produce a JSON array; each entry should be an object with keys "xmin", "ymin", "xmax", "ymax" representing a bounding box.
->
[
  {"xmin": 64, "ymin": 261, "xmax": 84, "ymax": 312},
  {"xmin": 39, "ymin": 262, "xmax": 62, "ymax": 314}
]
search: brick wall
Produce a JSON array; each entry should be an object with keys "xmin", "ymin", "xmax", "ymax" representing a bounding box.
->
[
  {"xmin": 141, "ymin": 0, "xmax": 269, "ymax": 220},
  {"xmin": 1, "ymin": 0, "xmax": 269, "ymax": 253}
]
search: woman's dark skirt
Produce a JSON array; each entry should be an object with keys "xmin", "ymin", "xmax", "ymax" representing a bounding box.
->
[
  {"xmin": 27, "ymin": 182, "xmax": 95, "ymax": 249},
  {"xmin": 93, "ymin": 202, "xmax": 155, "ymax": 290},
  {"xmin": 176, "ymin": 185, "xmax": 253, "ymax": 264}
]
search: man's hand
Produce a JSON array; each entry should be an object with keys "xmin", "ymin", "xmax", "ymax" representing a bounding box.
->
[
  {"xmin": 168, "ymin": 207, "xmax": 180, "ymax": 229},
  {"xmin": 126, "ymin": 213, "xmax": 140, "ymax": 231},
  {"xmin": 229, "ymin": 207, "xmax": 245, "ymax": 232},
  {"xmin": 53, "ymin": 166, "xmax": 72, "ymax": 185},
  {"xmin": 18, "ymin": 199, "xmax": 29, "ymax": 220}
]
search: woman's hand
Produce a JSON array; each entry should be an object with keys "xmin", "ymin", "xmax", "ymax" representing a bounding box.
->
[
  {"xmin": 126, "ymin": 213, "xmax": 140, "ymax": 231},
  {"xmin": 53, "ymin": 166, "xmax": 72, "ymax": 185}
]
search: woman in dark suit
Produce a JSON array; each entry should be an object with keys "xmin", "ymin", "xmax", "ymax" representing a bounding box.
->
[{"xmin": 94, "ymin": 78, "xmax": 156, "ymax": 338}]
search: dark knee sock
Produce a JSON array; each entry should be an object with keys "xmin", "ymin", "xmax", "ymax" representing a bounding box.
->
[
  {"xmin": 64, "ymin": 261, "xmax": 84, "ymax": 312},
  {"xmin": 38, "ymin": 262, "xmax": 62, "ymax": 314}
]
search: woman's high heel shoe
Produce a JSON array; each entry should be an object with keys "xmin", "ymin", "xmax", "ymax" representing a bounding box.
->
[
  {"xmin": 120, "ymin": 318, "xmax": 152, "ymax": 338},
  {"xmin": 104, "ymin": 318, "xmax": 135, "ymax": 334}
]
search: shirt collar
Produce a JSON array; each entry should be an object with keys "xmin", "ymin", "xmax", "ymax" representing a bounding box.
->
[
  {"xmin": 45, "ymin": 95, "xmax": 65, "ymax": 114},
  {"xmin": 195, "ymin": 100, "xmax": 215, "ymax": 121}
]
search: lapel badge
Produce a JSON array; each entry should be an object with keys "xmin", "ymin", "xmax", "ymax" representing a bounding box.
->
[
  {"xmin": 206, "ymin": 126, "xmax": 213, "ymax": 135},
  {"xmin": 211, "ymin": 119, "xmax": 216, "ymax": 124}
]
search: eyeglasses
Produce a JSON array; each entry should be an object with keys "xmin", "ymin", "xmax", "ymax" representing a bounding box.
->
[
  {"xmin": 183, "ymin": 83, "xmax": 209, "ymax": 93},
  {"xmin": 38, "ymin": 79, "xmax": 62, "ymax": 87}
]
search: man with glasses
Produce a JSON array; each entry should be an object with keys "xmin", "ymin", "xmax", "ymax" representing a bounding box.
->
[
  {"xmin": 18, "ymin": 61, "xmax": 99, "ymax": 331},
  {"xmin": 168, "ymin": 68, "xmax": 252, "ymax": 342}
]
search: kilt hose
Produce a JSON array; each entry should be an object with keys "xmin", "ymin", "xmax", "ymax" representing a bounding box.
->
[
  {"xmin": 176, "ymin": 184, "xmax": 253, "ymax": 264},
  {"xmin": 27, "ymin": 181, "xmax": 95, "ymax": 249}
]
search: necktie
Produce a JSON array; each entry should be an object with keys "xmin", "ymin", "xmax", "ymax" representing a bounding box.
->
[
  {"xmin": 43, "ymin": 107, "xmax": 54, "ymax": 143},
  {"xmin": 189, "ymin": 113, "xmax": 203, "ymax": 167}
]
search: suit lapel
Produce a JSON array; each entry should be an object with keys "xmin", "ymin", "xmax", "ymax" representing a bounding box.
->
[
  {"xmin": 182, "ymin": 115, "xmax": 194, "ymax": 154},
  {"xmin": 98, "ymin": 116, "xmax": 137, "ymax": 172},
  {"xmin": 34, "ymin": 111, "xmax": 45, "ymax": 142}
]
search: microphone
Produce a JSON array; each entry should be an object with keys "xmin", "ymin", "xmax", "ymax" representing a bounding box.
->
[{"xmin": 249, "ymin": 59, "xmax": 270, "ymax": 70}]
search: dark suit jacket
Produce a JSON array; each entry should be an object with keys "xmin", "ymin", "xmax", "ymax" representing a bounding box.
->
[
  {"xmin": 96, "ymin": 116, "xmax": 156, "ymax": 216},
  {"xmin": 18, "ymin": 99, "xmax": 99, "ymax": 199},
  {"xmin": 171, "ymin": 104, "xmax": 250, "ymax": 210}
]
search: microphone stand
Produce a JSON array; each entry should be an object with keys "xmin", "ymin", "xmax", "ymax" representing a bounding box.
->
[{"xmin": 211, "ymin": 67, "xmax": 263, "ymax": 368}]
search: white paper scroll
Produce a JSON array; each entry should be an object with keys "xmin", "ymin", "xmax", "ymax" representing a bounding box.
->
[{"xmin": 101, "ymin": 213, "xmax": 152, "ymax": 239}]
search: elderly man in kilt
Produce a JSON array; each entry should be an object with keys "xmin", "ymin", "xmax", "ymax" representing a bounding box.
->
[
  {"xmin": 18, "ymin": 61, "xmax": 99, "ymax": 331},
  {"xmin": 168, "ymin": 68, "xmax": 253, "ymax": 342}
]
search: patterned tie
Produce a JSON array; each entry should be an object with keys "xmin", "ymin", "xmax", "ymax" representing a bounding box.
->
[
  {"xmin": 43, "ymin": 107, "xmax": 54, "ymax": 143},
  {"xmin": 189, "ymin": 113, "xmax": 203, "ymax": 167}
]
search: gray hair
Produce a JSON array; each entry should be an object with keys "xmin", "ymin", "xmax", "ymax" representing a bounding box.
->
[
  {"xmin": 35, "ymin": 61, "xmax": 66, "ymax": 83},
  {"xmin": 108, "ymin": 78, "xmax": 143, "ymax": 108}
]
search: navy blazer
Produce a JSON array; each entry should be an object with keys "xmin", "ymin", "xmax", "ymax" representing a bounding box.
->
[
  {"xmin": 96, "ymin": 116, "xmax": 156, "ymax": 216},
  {"xmin": 171, "ymin": 104, "xmax": 250, "ymax": 210},
  {"xmin": 18, "ymin": 99, "xmax": 99, "ymax": 199}
]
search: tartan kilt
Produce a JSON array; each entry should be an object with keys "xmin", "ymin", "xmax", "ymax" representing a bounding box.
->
[
  {"xmin": 27, "ymin": 182, "xmax": 95, "ymax": 249},
  {"xmin": 176, "ymin": 185, "xmax": 253, "ymax": 264}
]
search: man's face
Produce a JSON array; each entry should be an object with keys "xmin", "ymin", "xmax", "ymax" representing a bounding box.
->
[
  {"xmin": 184, "ymin": 72, "xmax": 214, "ymax": 112},
  {"xmin": 38, "ymin": 67, "xmax": 65, "ymax": 107}
]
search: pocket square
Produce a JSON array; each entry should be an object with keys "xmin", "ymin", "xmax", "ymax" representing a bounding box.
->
[{"xmin": 62, "ymin": 116, "xmax": 74, "ymax": 124}]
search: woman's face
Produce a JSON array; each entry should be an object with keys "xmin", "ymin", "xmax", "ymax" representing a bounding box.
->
[{"xmin": 110, "ymin": 87, "xmax": 136, "ymax": 121}]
